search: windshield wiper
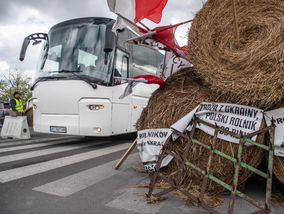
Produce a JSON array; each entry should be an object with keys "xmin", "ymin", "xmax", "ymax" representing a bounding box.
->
[
  {"xmin": 58, "ymin": 70, "xmax": 97, "ymax": 89},
  {"xmin": 30, "ymin": 76, "xmax": 67, "ymax": 91}
]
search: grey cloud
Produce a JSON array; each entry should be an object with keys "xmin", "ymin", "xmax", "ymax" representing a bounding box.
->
[
  {"xmin": 0, "ymin": 0, "xmax": 205, "ymax": 73},
  {"xmin": 0, "ymin": 0, "xmax": 116, "ymax": 25}
]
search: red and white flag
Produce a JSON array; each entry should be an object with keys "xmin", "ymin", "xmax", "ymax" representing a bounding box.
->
[
  {"xmin": 117, "ymin": 75, "xmax": 166, "ymax": 99},
  {"xmin": 138, "ymin": 23, "xmax": 188, "ymax": 58},
  {"xmin": 107, "ymin": 0, "xmax": 168, "ymax": 32}
]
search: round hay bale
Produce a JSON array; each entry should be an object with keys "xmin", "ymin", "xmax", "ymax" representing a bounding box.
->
[
  {"xmin": 274, "ymin": 156, "xmax": 284, "ymax": 186},
  {"xmin": 136, "ymin": 67, "xmax": 265, "ymax": 195},
  {"xmin": 187, "ymin": 0, "xmax": 284, "ymax": 110},
  {"xmin": 136, "ymin": 67, "xmax": 222, "ymax": 130},
  {"xmin": 24, "ymin": 107, "xmax": 33, "ymax": 127}
]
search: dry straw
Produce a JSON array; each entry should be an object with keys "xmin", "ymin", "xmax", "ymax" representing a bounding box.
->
[
  {"xmin": 187, "ymin": 0, "xmax": 284, "ymax": 110},
  {"xmin": 136, "ymin": 68, "xmax": 265, "ymax": 205},
  {"xmin": 273, "ymin": 156, "xmax": 284, "ymax": 187}
]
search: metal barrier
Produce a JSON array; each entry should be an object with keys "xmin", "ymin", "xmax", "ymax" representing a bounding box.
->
[{"xmin": 147, "ymin": 118, "xmax": 275, "ymax": 214}]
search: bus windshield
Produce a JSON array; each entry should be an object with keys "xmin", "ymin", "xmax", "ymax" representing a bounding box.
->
[{"xmin": 35, "ymin": 20, "xmax": 115, "ymax": 86}]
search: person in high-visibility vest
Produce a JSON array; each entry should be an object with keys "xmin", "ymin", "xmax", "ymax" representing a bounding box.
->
[{"xmin": 10, "ymin": 92, "xmax": 24, "ymax": 114}]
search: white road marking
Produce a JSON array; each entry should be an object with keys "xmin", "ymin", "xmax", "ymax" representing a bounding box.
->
[
  {"xmin": 0, "ymin": 143, "xmax": 132, "ymax": 183},
  {"xmin": 33, "ymin": 153, "xmax": 139, "ymax": 197},
  {"xmin": 0, "ymin": 138, "xmax": 82, "ymax": 153},
  {"xmin": 0, "ymin": 138, "xmax": 96, "ymax": 164},
  {"xmin": 0, "ymin": 136, "xmax": 75, "ymax": 148}
]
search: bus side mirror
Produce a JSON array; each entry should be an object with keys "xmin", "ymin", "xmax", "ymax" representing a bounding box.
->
[
  {"xmin": 19, "ymin": 38, "xmax": 30, "ymax": 61},
  {"xmin": 104, "ymin": 20, "xmax": 115, "ymax": 53},
  {"xmin": 19, "ymin": 33, "xmax": 48, "ymax": 61}
]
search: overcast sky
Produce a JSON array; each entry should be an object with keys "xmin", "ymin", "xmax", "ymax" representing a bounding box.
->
[{"xmin": 0, "ymin": 0, "xmax": 205, "ymax": 78}]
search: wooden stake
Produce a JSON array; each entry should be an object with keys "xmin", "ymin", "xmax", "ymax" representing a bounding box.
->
[
  {"xmin": 115, "ymin": 138, "xmax": 137, "ymax": 170},
  {"xmin": 232, "ymin": 0, "xmax": 240, "ymax": 50}
]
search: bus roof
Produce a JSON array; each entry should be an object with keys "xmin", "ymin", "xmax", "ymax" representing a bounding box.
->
[{"xmin": 50, "ymin": 17, "xmax": 114, "ymax": 31}]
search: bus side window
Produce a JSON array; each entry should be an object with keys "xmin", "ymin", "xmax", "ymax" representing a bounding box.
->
[
  {"xmin": 114, "ymin": 49, "xmax": 129, "ymax": 84},
  {"xmin": 132, "ymin": 44, "xmax": 163, "ymax": 77}
]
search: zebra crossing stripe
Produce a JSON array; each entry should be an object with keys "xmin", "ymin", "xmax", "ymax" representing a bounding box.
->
[
  {"xmin": 0, "ymin": 143, "xmax": 132, "ymax": 183},
  {"xmin": 0, "ymin": 138, "xmax": 82, "ymax": 153},
  {"xmin": 0, "ymin": 136, "xmax": 75, "ymax": 148},
  {"xmin": 0, "ymin": 138, "xmax": 97, "ymax": 164},
  {"xmin": 33, "ymin": 153, "xmax": 139, "ymax": 197}
]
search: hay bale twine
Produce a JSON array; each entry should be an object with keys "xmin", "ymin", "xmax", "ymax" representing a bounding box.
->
[
  {"xmin": 24, "ymin": 107, "xmax": 33, "ymax": 127},
  {"xmin": 136, "ymin": 67, "xmax": 264, "ymax": 194},
  {"xmin": 187, "ymin": 0, "xmax": 284, "ymax": 110}
]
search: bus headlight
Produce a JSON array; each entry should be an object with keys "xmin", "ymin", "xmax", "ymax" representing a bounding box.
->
[
  {"xmin": 89, "ymin": 105, "xmax": 104, "ymax": 110},
  {"xmin": 96, "ymin": 127, "xmax": 101, "ymax": 132}
]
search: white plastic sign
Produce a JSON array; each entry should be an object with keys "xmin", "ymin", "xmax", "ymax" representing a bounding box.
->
[
  {"xmin": 264, "ymin": 108, "xmax": 284, "ymax": 157},
  {"xmin": 172, "ymin": 102, "xmax": 263, "ymax": 145},
  {"xmin": 137, "ymin": 129, "xmax": 172, "ymax": 172}
]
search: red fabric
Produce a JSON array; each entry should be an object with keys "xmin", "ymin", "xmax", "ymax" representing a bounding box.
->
[
  {"xmin": 138, "ymin": 23, "xmax": 187, "ymax": 57},
  {"xmin": 152, "ymin": 23, "xmax": 187, "ymax": 57},
  {"xmin": 135, "ymin": 0, "xmax": 168, "ymax": 23},
  {"xmin": 132, "ymin": 75, "xmax": 166, "ymax": 87}
]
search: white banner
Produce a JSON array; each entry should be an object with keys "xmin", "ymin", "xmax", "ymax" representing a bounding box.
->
[
  {"xmin": 137, "ymin": 129, "xmax": 173, "ymax": 172},
  {"xmin": 264, "ymin": 108, "xmax": 284, "ymax": 157},
  {"xmin": 157, "ymin": 52, "xmax": 193, "ymax": 81},
  {"xmin": 172, "ymin": 102, "xmax": 263, "ymax": 145}
]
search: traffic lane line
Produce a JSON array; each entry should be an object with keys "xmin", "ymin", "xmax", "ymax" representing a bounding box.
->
[
  {"xmin": 32, "ymin": 153, "xmax": 139, "ymax": 197},
  {"xmin": 0, "ymin": 143, "xmax": 132, "ymax": 183}
]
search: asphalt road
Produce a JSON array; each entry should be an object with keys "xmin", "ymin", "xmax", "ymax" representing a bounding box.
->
[{"xmin": 0, "ymin": 128, "xmax": 283, "ymax": 214}]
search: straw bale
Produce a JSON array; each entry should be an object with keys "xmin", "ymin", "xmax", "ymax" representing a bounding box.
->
[
  {"xmin": 187, "ymin": 0, "xmax": 284, "ymax": 110},
  {"xmin": 163, "ymin": 127, "xmax": 264, "ymax": 194},
  {"xmin": 273, "ymin": 156, "xmax": 284, "ymax": 186},
  {"xmin": 136, "ymin": 67, "xmax": 223, "ymax": 130},
  {"xmin": 136, "ymin": 67, "xmax": 265, "ymax": 197},
  {"xmin": 24, "ymin": 107, "xmax": 33, "ymax": 127}
]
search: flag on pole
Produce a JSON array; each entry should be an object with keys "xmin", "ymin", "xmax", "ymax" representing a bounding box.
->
[
  {"xmin": 107, "ymin": 0, "xmax": 168, "ymax": 32},
  {"xmin": 149, "ymin": 23, "xmax": 188, "ymax": 58},
  {"xmin": 107, "ymin": 0, "xmax": 190, "ymax": 58},
  {"xmin": 128, "ymin": 20, "xmax": 192, "ymax": 58},
  {"xmin": 117, "ymin": 75, "xmax": 166, "ymax": 99}
]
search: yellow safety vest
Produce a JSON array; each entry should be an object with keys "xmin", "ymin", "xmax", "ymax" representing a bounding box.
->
[{"xmin": 10, "ymin": 98, "xmax": 24, "ymax": 112}]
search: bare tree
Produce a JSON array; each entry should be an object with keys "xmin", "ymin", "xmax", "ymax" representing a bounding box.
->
[{"xmin": 0, "ymin": 68, "xmax": 32, "ymax": 109}]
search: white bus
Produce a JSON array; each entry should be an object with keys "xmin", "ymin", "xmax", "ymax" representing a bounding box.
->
[{"xmin": 20, "ymin": 17, "xmax": 163, "ymax": 136}]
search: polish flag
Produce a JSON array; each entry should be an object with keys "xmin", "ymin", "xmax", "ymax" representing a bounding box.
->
[
  {"xmin": 117, "ymin": 75, "xmax": 166, "ymax": 99},
  {"xmin": 107, "ymin": 0, "xmax": 168, "ymax": 31},
  {"xmin": 138, "ymin": 23, "xmax": 188, "ymax": 58}
]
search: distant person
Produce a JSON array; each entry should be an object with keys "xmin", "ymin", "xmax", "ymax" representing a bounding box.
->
[
  {"xmin": 114, "ymin": 68, "xmax": 122, "ymax": 85},
  {"xmin": 10, "ymin": 92, "xmax": 24, "ymax": 115}
]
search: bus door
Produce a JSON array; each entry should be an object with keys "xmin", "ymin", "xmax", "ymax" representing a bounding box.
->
[{"xmin": 111, "ymin": 49, "xmax": 131, "ymax": 134}]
